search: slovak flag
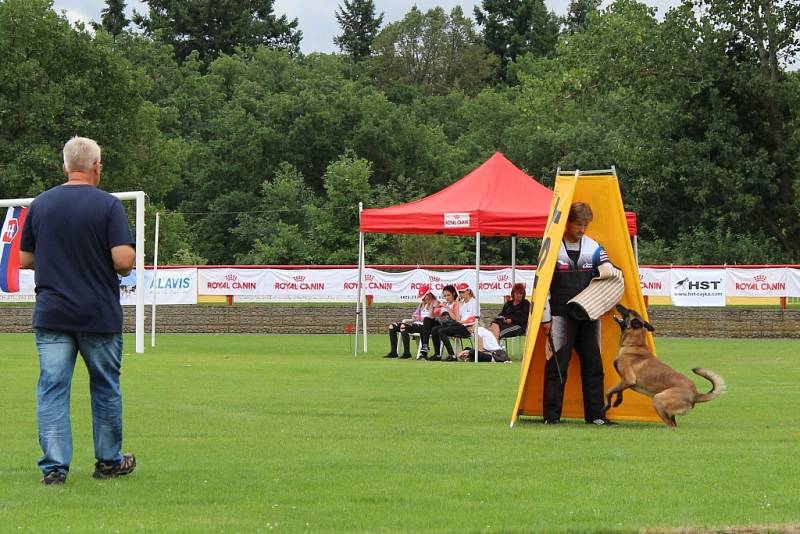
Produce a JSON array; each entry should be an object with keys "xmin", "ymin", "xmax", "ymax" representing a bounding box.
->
[{"xmin": 1, "ymin": 206, "xmax": 28, "ymax": 293}]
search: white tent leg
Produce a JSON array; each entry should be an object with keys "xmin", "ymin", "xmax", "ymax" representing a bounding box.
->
[
  {"xmin": 511, "ymin": 235, "xmax": 517, "ymax": 287},
  {"xmin": 360, "ymin": 230, "xmax": 368, "ymax": 353},
  {"xmin": 474, "ymin": 232, "xmax": 480, "ymax": 363},
  {"xmin": 355, "ymin": 204, "xmax": 364, "ymax": 357}
]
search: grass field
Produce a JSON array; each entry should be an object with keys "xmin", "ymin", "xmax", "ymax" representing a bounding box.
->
[{"xmin": 1, "ymin": 333, "xmax": 799, "ymax": 533}]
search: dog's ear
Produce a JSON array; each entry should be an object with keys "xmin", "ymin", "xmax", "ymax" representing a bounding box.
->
[
  {"xmin": 615, "ymin": 304, "xmax": 628, "ymax": 315},
  {"xmin": 644, "ymin": 321, "xmax": 655, "ymax": 332}
]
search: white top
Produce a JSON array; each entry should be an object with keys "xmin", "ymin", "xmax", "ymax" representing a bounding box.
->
[
  {"xmin": 458, "ymin": 298, "xmax": 477, "ymax": 322},
  {"xmin": 476, "ymin": 326, "xmax": 502, "ymax": 351},
  {"xmin": 412, "ymin": 301, "xmax": 438, "ymax": 323}
]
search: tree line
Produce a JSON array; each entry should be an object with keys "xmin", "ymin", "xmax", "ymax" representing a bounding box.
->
[{"xmin": 1, "ymin": 0, "xmax": 798, "ymax": 266}]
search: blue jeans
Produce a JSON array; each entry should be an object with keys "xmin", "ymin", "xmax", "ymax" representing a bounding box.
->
[{"xmin": 35, "ymin": 328, "xmax": 124, "ymax": 475}]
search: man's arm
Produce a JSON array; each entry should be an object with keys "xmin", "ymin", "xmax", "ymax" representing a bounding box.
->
[
  {"xmin": 111, "ymin": 245, "xmax": 135, "ymax": 276},
  {"xmin": 20, "ymin": 251, "xmax": 34, "ymax": 270}
]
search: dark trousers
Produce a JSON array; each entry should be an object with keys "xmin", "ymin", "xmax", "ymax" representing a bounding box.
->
[
  {"xmin": 431, "ymin": 323, "xmax": 470, "ymax": 356},
  {"xmin": 543, "ymin": 316, "xmax": 606, "ymax": 422},
  {"xmin": 389, "ymin": 321, "xmax": 433, "ymax": 355},
  {"xmin": 463, "ymin": 348, "xmax": 509, "ymax": 362},
  {"xmin": 387, "ymin": 322, "xmax": 407, "ymax": 355},
  {"xmin": 416, "ymin": 317, "xmax": 438, "ymax": 348}
]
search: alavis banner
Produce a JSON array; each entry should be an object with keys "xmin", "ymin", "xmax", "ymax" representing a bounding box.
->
[{"xmin": 119, "ymin": 268, "xmax": 198, "ymax": 305}]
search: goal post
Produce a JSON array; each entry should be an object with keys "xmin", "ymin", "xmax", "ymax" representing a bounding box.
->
[{"xmin": 0, "ymin": 191, "xmax": 146, "ymax": 353}]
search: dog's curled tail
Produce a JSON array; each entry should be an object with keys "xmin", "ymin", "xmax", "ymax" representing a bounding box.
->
[{"xmin": 692, "ymin": 368, "xmax": 726, "ymax": 403}]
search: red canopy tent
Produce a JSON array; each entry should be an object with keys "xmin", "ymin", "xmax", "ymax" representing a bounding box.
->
[
  {"xmin": 354, "ymin": 152, "xmax": 638, "ymax": 355},
  {"xmin": 361, "ymin": 152, "xmax": 637, "ymax": 237}
]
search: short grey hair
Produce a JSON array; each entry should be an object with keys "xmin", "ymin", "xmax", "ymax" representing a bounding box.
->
[{"xmin": 63, "ymin": 136, "xmax": 101, "ymax": 173}]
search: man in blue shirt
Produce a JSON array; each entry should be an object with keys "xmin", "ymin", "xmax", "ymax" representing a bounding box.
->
[{"xmin": 20, "ymin": 136, "xmax": 137, "ymax": 485}]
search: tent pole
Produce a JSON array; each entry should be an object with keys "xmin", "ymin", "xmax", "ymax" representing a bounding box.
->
[
  {"xmin": 511, "ymin": 235, "xmax": 517, "ymax": 288},
  {"xmin": 634, "ymin": 235, "xmax": 639, "ymax": 265},
  {"xmin": 360, "ymin": 220, "xmax": 368, "ymax": 353},
  {"xmin": 475, "ymin": 232, "xmax": 480, "ymax": 363},
  {"xmin": 355, "ymin": 203, "xmax": 364, "ymax": 357}
]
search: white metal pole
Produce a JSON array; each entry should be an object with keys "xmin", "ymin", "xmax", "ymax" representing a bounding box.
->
[
  {"xmin": 135, "ymin": 192, "xmax": 145, "ymax": 354},
  {"xmin": 634, "ymin": 235, "xmax": 639, "ymax": 265},
  {"xmin": 361, "ymin": 226, "xmax": 368, "ymax": 352},
  {"xmin": 355, "ymin": 203, "xmax": 364, "ymax": 357},
  {"xmin": 1, "ymin": 192, "xmax": 147, "ymax": 353},
  {"xmin": 151, "ymin": 211, "xmax": 160, "ymax": 348},
  {"xmin": 474, "ymin": 232, "xmax": 480, "ymax": 363},
  {"xmin": 511, "ymin": 235, "xmax": 517, "ymax": 287}
]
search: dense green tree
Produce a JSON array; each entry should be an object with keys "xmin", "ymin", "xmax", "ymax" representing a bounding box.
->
[
  {"xmin": 474, "ymin": 0, "xmax": 560, "ymax": 81},
  {"xmin": 92, "ymin": 0, "xmax": 129, "ymax": 37},
  {"xmin": 235, "ymin": 163, "xmax": 322, "ymax": 264},
  {"xmin": 1, "ymin": 0, "xmax": 798, "ymax": 265},
  {"xmin": 369, "ymin": 6, "xmax": 493, "ymax": 96},
  {"xmin": 692, "ymin": 0, "xmax": 800, "ymax": 257},
  {"xmin": 0, "ymin": 0, "xmax": 156, "ymax": 195},
  {"xmin": 132, "ymin": 0, "xmax": 301, "ymax": 64},
  {"xmin": 563, "ymin": 0, "xmax": 601, "ymax": 33},
  {"xmin": 334, "ymin": 0, "xmax": 384, "ymax": 61}
]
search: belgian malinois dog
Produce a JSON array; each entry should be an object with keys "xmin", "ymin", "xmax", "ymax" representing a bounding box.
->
[{"xmin": 606, "ymin": 304, "xmax": 726, "ymax": 428}]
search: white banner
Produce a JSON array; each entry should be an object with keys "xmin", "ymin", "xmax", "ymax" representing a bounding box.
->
[
  {"xmin": 726, "ymin": 268, "xmax": 790, "ymax": 297},
  {"xmin": 233, "ymin": 268, "xmax": 538, "ymax": 304},
  {"xmin": 235, "ymin": 268, "xmax": 359, "ymax": 302},
  {"xmin": 5, "ymin": 267, "xmax": 798, "ymax": 304},
  {"xmin": 198, "ymin": 268, "xmax": 271, "ymax": 296},
  {"xmin": 120, "ymin": 268, "xmax": 197, "ymax": 305},
  {"xmin": 638, "ymin": 268, "xmax": 671, "ymax": 296},
  {"xmin": 670, "ymin": 269, "xmax": 726, "ymax": 306},
  {"xmin": 0, "ymin": 269, "xmax": 35, "ymax": 302},
  {"xmin": 789, "ymin": 269, "xmax": 800, "ymax": 297}
]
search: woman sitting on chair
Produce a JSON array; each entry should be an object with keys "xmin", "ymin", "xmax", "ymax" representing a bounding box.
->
[
  {"xmin": 417, "ymin": 284, "xmax": 456, "ymax": 359},
  {"xmin": 385, "ymin": 285, "xmax": 439, "ymax": 359},
  {"xmin": 430, "ymin": 282, "xmax": 478, "ymax": 362},
  {"xmin": 490, "ymin": 282, "xmax": 530, "ymax": 341}
]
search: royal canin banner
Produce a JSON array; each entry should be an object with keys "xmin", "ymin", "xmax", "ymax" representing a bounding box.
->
[
  {"xmin": 199, "ymin": 268, "xmax": 270, "ymax": 295},
  {"xmin": 638, "ymin": 268, "xmax": 671, "ymax": 296},
  {"xmin": 232, "ymin": 268, "xmax": 537, "ymax": 303},
  {"xmin": 670, "ymin": 268, "xmax": 726, "ymax": 306},
  {"xmin": 726, "ymin": 268, "xmax": 790, "ymax": 297},
  {"xmin": 0, "ymin": 268, "xmax": 35, "ymax": 302},
  {"xmin": 119, "ymin": 268, "xmax": 198, "ymax": 305}
]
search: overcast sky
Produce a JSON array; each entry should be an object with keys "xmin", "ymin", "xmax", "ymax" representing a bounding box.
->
[{"xmin": 51, "ymin": 0, "xmax": 680, "ymax": 54}]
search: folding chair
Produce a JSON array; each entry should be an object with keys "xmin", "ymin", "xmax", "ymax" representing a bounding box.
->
[{"xmin": 500, "ymin": 332, "xmax": 525, "ymax": 360}]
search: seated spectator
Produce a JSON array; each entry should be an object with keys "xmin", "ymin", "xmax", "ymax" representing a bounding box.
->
[
  {"xmin": 430, "ymin": 282, "xmax": 477, "ymax": 362},
  {"xmin": 458, "ymin": 316, "xmax": 509, "ymax": 363},
  {"xmin": 418, "ymin": 284, "xmax": 457, "ymax": 360},
  {"xmin": 490, "ymin": 282, "xmax": 530, "ymax": 341},
  {"xmin": 385, "ymin": 285, "xmax": 439, "ymax": 359}
]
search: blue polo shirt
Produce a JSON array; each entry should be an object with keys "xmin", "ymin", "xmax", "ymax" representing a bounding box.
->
[{"xmin": 20, "ymin": 184, "xmax": 134, "ymax": 333}]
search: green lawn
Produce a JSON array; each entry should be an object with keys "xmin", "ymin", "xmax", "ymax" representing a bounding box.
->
[{"xmin": 1, "ymin": 334, "xmax": 798, "ymax": 533}]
